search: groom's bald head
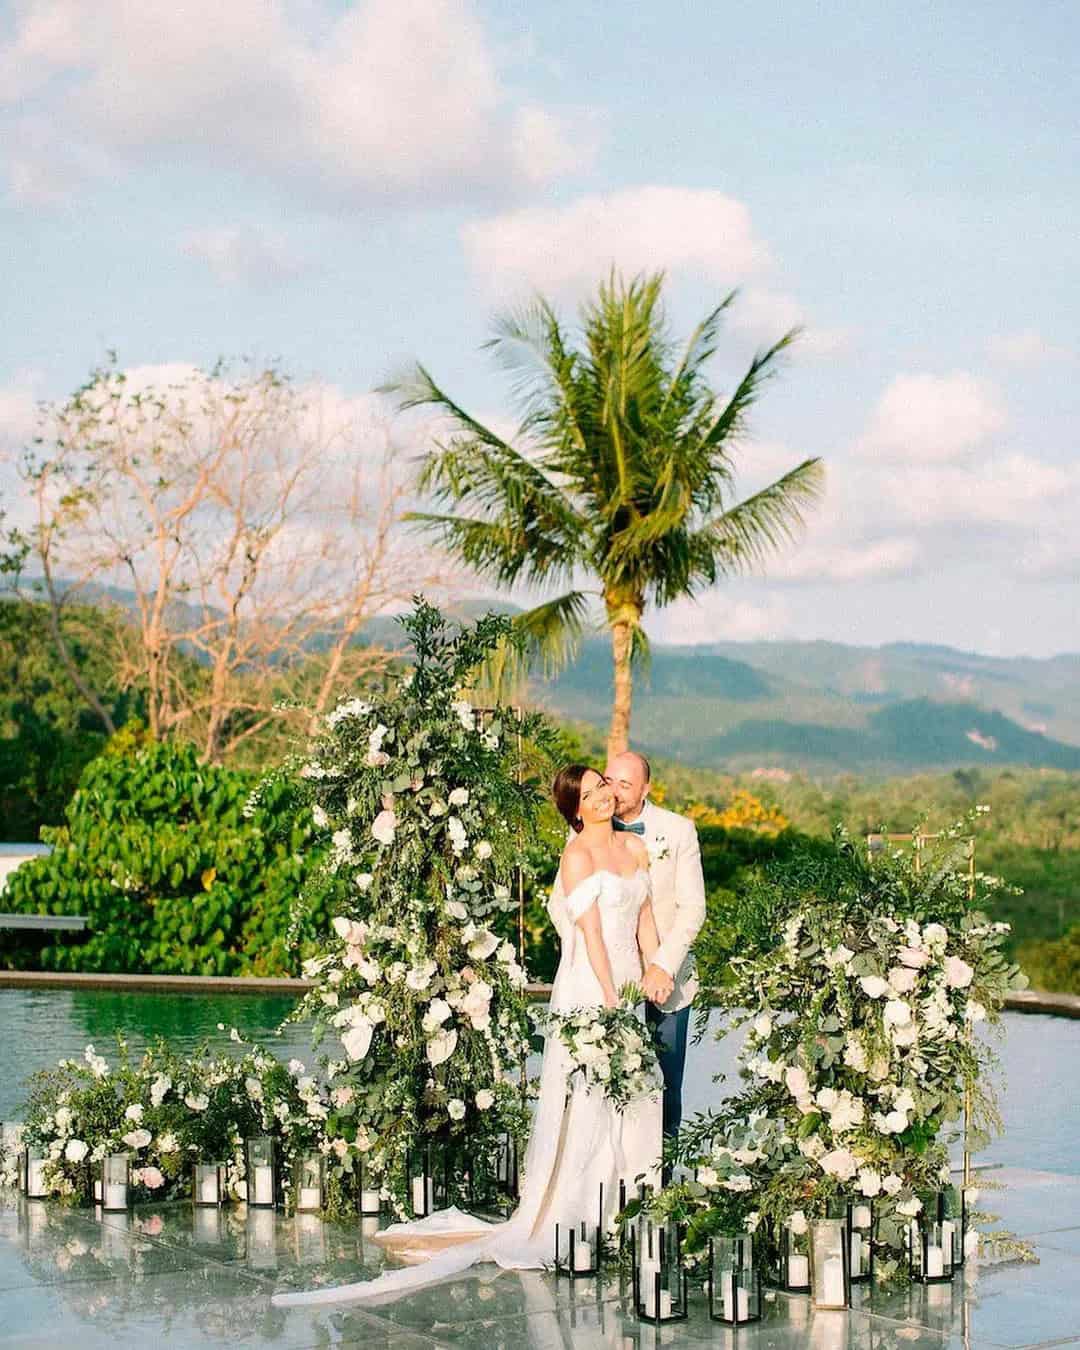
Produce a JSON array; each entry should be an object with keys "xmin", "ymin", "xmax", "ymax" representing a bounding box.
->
[{"xmin": 604, "ymin": 750, "xmax": 651, "ymax": 820}]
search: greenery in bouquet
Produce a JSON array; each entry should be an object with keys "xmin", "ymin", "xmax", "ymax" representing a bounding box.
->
[
  {"xmin": 274, "ymin": 600, "xmax": 558, "ymax": 1217},
  {"xmin": 539, "ymin": 985, "xmax": 662, "ymax": 1109},
  {"xmin": 641, "ymin": 814, "xmax": 1027, "ymax": 1282}
]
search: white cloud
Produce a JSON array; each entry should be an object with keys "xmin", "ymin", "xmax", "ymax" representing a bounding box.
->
[
  {"xmin": 460, "ymin": 186, "xmax": 770, "ymax": 298},
  {"xmin": 727, "ymin": 289, "xmax": 854, "ymax": 359},
  {"xmin": 0, "ymin": 0, "xmax": 594, "ymax": 206},
  {"xmin": 1017, "ymin": 529, "xmax": 1080, "ymax": 582},
  {"xmin": 987, "ymin": 329, "xmax": 1074, "ymax": 367},
  {"xmin": 767, "ymin": 534, "xmax": 921, "ymax": 583},
  {"xmin": 181, "ymin": 227, "xmax": 308, "ymax": 288},
  {"xmin": 860, "ymin": 372, "xmax": 1007, "ymax": 462},
  {"xmin": 882, "ymin": 454, "xmax": 1073, "ymax": 527},
  {"xmin": 651, "ymin": 591, "xmax": 793, "ymax": 645}
]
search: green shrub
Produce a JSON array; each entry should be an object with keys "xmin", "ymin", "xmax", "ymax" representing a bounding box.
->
[
  {"xmin": 0, "ymin": 727, "xmax": 326, "ymax": 975},
  {"xmin": 1017, "ymin": 925, "xmax": 1080, "ymax": 995}
]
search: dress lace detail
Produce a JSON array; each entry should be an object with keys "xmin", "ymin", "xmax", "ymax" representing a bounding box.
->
[{"xmin": 272, "ymin": 865, "xmax": 662, "ymax": 1309}]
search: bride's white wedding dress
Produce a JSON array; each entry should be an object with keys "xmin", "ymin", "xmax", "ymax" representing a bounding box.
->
[{"xmin": 273, "ymin": 866, "xmax": 662, "ymax": 1307}]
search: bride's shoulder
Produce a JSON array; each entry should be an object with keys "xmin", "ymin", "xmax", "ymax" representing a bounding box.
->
[{"xmin": 559, "ymin": 843, "xmax": 596, "ymax": 891}]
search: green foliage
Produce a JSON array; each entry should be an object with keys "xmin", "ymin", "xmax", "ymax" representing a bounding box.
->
[
  {"xmin": 1017, "ymin": 924, "xmax": 1080, "ymax": 994},
  {"xmin": 0, "ymin": 726, "xmax": 325, "ymax": 976}
]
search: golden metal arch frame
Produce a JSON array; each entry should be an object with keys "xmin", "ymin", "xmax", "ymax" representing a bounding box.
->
[{"xmin": 866, "ymin": 830, "xmax": 977, "ymax": 1187}]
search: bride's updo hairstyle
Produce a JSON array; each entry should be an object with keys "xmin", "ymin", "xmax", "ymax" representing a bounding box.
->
[{"xmin": 552, "ymin": 763, "xmax": 591, "ymax": 833}]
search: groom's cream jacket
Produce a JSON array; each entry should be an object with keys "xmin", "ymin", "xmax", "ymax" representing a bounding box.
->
[{"xmin": 547, "ymin": 799, "xmax": 707, "ymax": 1013}]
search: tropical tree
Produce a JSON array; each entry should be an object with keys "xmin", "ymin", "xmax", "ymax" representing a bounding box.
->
[{"xmin": 390, "ymin": 272, "xmax": 824, "ymax": 756}]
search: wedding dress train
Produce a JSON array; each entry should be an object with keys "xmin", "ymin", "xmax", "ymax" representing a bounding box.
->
[{"xmin": 273, "ymin": 867, "xmax": 662, "ymax": 1307}]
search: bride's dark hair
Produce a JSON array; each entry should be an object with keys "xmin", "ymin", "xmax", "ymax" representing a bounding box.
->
[{"xmin": 551, "ymin": 763, "xmax": 593, "ymax": 833}]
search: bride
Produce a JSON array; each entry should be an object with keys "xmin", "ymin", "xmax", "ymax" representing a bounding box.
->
[{"xmin": 274, "ymin": 764, "xmax": 664, "ymax": 1307}]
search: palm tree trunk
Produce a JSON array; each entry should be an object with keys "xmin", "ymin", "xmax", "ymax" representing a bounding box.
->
[{"xmin": 606, "ymin": 596, "xmax": 640, "ymax": 757}]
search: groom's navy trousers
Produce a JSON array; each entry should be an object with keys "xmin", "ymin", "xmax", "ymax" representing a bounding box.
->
[{"xmin": 645, "ymin": 1002, "xmax": 692, "ymax": 1137}]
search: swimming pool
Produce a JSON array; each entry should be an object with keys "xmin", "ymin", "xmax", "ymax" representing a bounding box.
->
[{"xmin": 2, "ymin": 988, "xmax": 1076, "ymax": 1174}]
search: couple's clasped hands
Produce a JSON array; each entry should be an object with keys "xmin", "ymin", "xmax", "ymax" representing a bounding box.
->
[{"xmin": 641, "ymin": 961, "xmax": 674, "ymax": 1006}]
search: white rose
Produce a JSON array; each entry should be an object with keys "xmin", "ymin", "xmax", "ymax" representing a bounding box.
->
[
  {"xmin": 859, "ymin": 975, "xmax": 890, "ymax": 999},
  {"xmin": 475, "ymin": 1089, "xmax": 495, "ymax": 1111},
  {"xmin": 815, "ymin": 1087, "xmax": 838, "ymax": 1110},
  {"xmin": 784, "ymin": 1066, "xmax": 811, "ymax": 1101},
  {"xmin": 341, "ymin": 1021, "xmax": 374, "ymax": 1062},
  {"xmin": 965, "ymin": 1001, "xmax": 987, "ymax": 1023},
  {"xmin": 789, "ymin": 1210, "xmax": 809, "ymax": 1235},
  {"xmin": 820, "ymin": 1148, "xmax": 858, "ymax": 1181},
  {"xmin": 893, "ymin": 1088, "xmax": 916, "ymax": 1113},
  {"xmin": 882, "ymin": 1109, "xmax": 909, "ymax": 1134},
  {"xmin": 881, "ymin": 1173, "xmax": 903, "ymax": 1195},
  {"xmin": 892, "ymin": 1023, "xmax": 919, "ymax": 1047},
  {"xmin": 64, "ymin": 1139, "xmax": 89, "ymax": 1164},
  {"xmin": 944, "ymin": 956, "xmax": 974, "ymax": 989},
  {"xmin": 896, "ymin": 1197, "xmax": 922, "ymax": 1217},
  {"xmin": 185, "ymin": 1093, "xmax": 209, "ymax": 1112},
  {"xmin": 312, "ymin": 804, "xmax": 329, "ymax": 829},
  {"xmin": 150, "ymin": 1075, "xmax": 171, "ymax": 1107},
  {"xmin": 124, "ymin": 1104, "xmax": 144, "ymax": 1123},
  {"xmin": 356, "ymin": 873, "xmax": 374, "ymax": 892},
  {"xmin": 898, "ymin": 946, "xmax": 930, "ymax": 969},
  {"xmin": 474, "ymin": 841, "xmax": 493, "ymax": 860},
  {"xmin": 883, "ymin": 999, "xmax": 911, "ymax": 1027},
  {"xmin": 446, "ymin": 900, "xmax": 469, "ymax": 921},
  {"xmin": 697, "ymin": 1166, "xmax": 719, "ymax": 1187},
  {"xmin": 121, "ymin": 1129, "xmax": 151, "ymax": 1150},
  {"xmin": 887, "ymin": 966, "xmax": 918, "ymax": 994},
  {"xmin": 448, "ymin": 787, "xmax": 469, "ymax": 806},
  {"xmin": 427, "ymin": 1028, "xmax": 458, "ymax": 1067},
  {"xmin": 843, "ymin": 1037, "xmax": 868, "ymax": 1072},
  {"xmin": 405, "ymin": 960, "xmax": 437, "ymax": 992},
  {"xmin": 371, "ymin": 810, "xmax": 397, "ymax": 846},
  {"xmin": 858, "ymin": 1168, "xmax": 882, "ymax": 1197},
  {"xmin": 922, "ymin": 923, "xmax": 948, "ymax": 949},
  {"xmin": 448, "ymin": 1099, "xmax": 466, "ymax": 1121},
  {"xmin": 333, "ymin": 915, "xmax": 368, "ymax": 945},
  {"xmin": 429, "ymin": 799, "xmax": 447, "ymax": 818}
]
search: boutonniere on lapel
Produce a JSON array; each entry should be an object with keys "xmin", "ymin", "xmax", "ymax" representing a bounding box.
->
[{"xmin": 646, "ymin": 835, "xmax": 669, "ymax": 864}]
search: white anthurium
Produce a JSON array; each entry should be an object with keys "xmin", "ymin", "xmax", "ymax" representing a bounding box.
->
[
  {"xmin": 426, "ymin": 1028, "xmax": 458, "ymax": 1067},
  {"xmin": 463, "ymin": 924, "xmax": 500, "ymax": 961},
  {"xmin": 341, "ymin": 1020, "xmax": 374, "ymax": 1061},
  {"xmin": 421, "ymin": 999, "xmax": 453, "ymax": 1034}
]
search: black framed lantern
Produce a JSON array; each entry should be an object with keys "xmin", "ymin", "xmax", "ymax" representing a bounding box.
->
[
  {"xmin": 633, "ymin": 1216, "xmax": 688, "ymax": 1324},
  {"xmin": 777, "ymin": 1216, "xmax": 811, "ymax": 1292},
  {"xmin": 709, "ymin": 1233, "xmax": 762, "ymax": 1326},
  {"xmin": 941, "ymin": 1186, "xmax": 967, "ymax": 1270},
  {"xmin": 810, "ymin": 1218, "xmax": 851, "ymax": 1309},
  {"xmin": 245, "ymin": 1136, "xmax": 278, "ymax": 1209},
  {"xmin": 494, "ymin": 1131, "xmax": 519, "ymax": 1203},
  {"xmin": 407, "ymin": 1145, "xmax": 437, "ymax": 1218},
  {"xmin": 847, "ymin": 1199, "xmax": 874, "ymax": 1285},
  {"xmin": 554, "ymin": 1185, "xmax": 603, "ymax": 1279},
  {"xmin": 907, "ymin": 1205, "xmax": 955, "ymax": 1285}
]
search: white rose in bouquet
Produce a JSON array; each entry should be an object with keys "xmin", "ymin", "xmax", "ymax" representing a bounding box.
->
[
  {"xmin": 883, "ymin": 999, "xmax": 912, "ymax": 1027},
  {"xmin": 897, "ymin": 946, "xmax": 929, "ymax": 969},
  {"xmin": 405, "ymin": 960, "xmax": 437, "ymax": 992},
  {"xmin": 448, "ymin": 1099, "xmax": 466, "ymax": 1121},
  {"xmin": 858, "ymin": 1168, "xmax": 882, "ymax": 1197},
  {"xmin": 882, "ymin": 1173, "xmax": 904, "ymax": 1195},
  {"xmin": 184, "ymin": 1093, "xmax": 209, "ymax": 1112},
  {"xmin": 122, "ymin": 1129, "xmax": 152, "ymax": 1149},
  {"xmin": 965, "ymin": 1000, "xmax": 987, "ymax": 1023},
  {"xmin": 150, "ymin": 1075, "xmax": 172, "ymax": 1107},
  {"xmin": 124, "ymin": 1104, "xmax": 144, "ymax": 1123},
  {"xmin": 474, "ymin": 841, "xmax": 493, "ymax": 860},
  {"xmin": 64, "ymin": 1138, "xmax": 89, "ymax": 1164},
  {"xmin": 784, "ymin": 1066, "xmax": 811, "ymax": 1101},
  {"xmin": 333, "ymin": 915, "xmax": 368, "ymax": 946},
  {"xmin": 820, "ymin": 1148, "xmax": 858, "ymax": 1181},
  {"xmin": 448, "ymin": 787, "xmax": 469, "ymax": 806},
  {"xmin": 475, "ymin": 1089, "xmax": 495, "ymax": 1111},
  {"xmin": 859, "ymin": 975, "xmax": 889, "ymax": 999},
  {"xmin": 897, "ymin": 1197, "xmax": 923, "ymax": 1217}
]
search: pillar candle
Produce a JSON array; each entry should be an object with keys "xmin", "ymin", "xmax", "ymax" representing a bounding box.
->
[
  {"xmin": 720, "ymin": 1270, "xmax": 735, "ymax": 1317},
  {"xmin": 654, "ymin": 1288, "xmax": 673, "ymax": 1320},
  {"xmin": 941, "ymin": 1219, "xmax": 956, "ymax": 1258},
  {"xmin": 850, "ymin": 1231, "xmax": 862, "ymax": 1278},
  {"xmin": 298, "ymin": 1185, "xmax": 321, "ymax": 1211},
  {"xmin": 93, "ymin": 1179, "xmax": 103, "ymax": 1203},
  {"xmin": 26, "ymin": 1159, "xmax": 46, "ymax": 1197},
  {"xmin": 200, "ymin": 1173, "xmax": 219, "ymax": 1204},
  {"xmin": 852, "ymin": 1204, "xmax": 872, "ymax": 1229},
  {"xmin": 737, "ymin": 1286, "xmax": 750, "ymax": 1321},
  {"xmin": 926, "ymin": 1244, "xmax": 944, "ymax": 1278},
  {"xmin": 360, "ymin": 1189, "xmax": 381, "ymax": 1213},
  {"xmin": 821, "ymin": 1254, "xmax": 846, "ymax": 1306},
  {"xmin": 253, "ymin": 1165, "xmax": 274, "ymax": 1206},
  {"xmin": 573, "ymin": 1240, "xmax": 593, "ymax": 1271},
  {"xmin": 787, "ymin": 1253, "xmax": 810, "ymax": 1287},
  {"xmin": 104, "ymin": 1182, "xmax": 127, "ymax": 1210},
  {"xmin": 411, "ymin": 1176, "xmax": 426, "ymax": 1214}
]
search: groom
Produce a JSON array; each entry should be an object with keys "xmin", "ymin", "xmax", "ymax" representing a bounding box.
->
[{"xmin": 549, "ymin": 749, "xmax": 707, "ymax": 1138}]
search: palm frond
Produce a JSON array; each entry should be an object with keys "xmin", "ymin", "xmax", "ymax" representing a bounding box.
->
[
  {"xmin": 402, "ymin": 511, "xmax": 580, "ymax": 587},
  {"xmin": 690, "ymin": 457, "xmax": 825, "ymax": 577},
  {"xmin": 512, "ymin": 590, "xmax": 592, "ymax": 676},
  {"xmin": 702, "ymin": 328, "xmax": 802, "ymax": 456}
]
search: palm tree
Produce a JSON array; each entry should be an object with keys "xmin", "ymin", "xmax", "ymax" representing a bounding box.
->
[{"xmin": 389, "ymin": 272, "xmax": 825, "ymax": 758}]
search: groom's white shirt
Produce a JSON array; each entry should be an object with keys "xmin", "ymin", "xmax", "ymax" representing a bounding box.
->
[{"xmin": 547, "ymin": 798, "xmax": 707, "ymax": 1012}]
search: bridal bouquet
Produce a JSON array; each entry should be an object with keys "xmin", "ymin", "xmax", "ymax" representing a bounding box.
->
[{"xmin": 545, "ymin": 988, "xmax": 662, "ymax": 1109}]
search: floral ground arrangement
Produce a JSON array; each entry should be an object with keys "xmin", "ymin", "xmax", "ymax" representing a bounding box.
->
[
  {"xmin": 634, "ymin": 819, "xmax": 1029, "ymax": 1285},
  {"xmin": 0, "ymin": 604, "xmax": 1032, "ymax": 1305}
]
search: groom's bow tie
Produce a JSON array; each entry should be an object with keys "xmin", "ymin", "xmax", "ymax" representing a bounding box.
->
[{"xmin": 613, "ymin": 818, "xmax": 646, "ymax": 835}]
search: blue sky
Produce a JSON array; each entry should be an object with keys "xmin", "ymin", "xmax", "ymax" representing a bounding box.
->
[{"xmin": 2, "ymin": 0, "xmax": 1077, "ymax": 656}]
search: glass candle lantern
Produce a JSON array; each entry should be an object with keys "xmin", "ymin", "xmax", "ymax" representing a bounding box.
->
[
  {"xmin": 908, "ymin": 1213, "xmax": 955, "ymax": 1285},
  {"xmin": 92, "ymin": 1159, "xmax": 103, "ymax": 1206},
  {"xmin": 810, "ymin": 1218, "xmax": 850, "ymax": 1309},
  {"xmin": 247, "ymin": 1205, "xmax": 278, "ymax": 1271},
  {"xmin": 22, "ymin": 1143, "xmax": 48, "ymax": 1199},
  {"xmin": 709, "ymin": 1234, "xmax": 762, "ymax": 1326},
  {"xmin": 193, "ymin": 1161, "xmax": 225, "ymax": 1207},
  {"xmin": 102, "ymin": 1153, "xmax": 131, "ymax": 1211},
  {"xmin": 633, "ymin": 1217, "xmax": 688, "ymax": 1324},
  {"xmin": 357, "ymin": 1159, "xmax": 381, "ymax": 1217},
  {"xmin": 778, "ymin": 1216, "xmax": 811, "ymax": 1292},
  {"xmin": 847, "ymin": 1199, "xmax": 873, "ymax": 1285},
  {"xmin": 296, "ymin": 1153, "xmax": 325, "ymax": 1212},
  {"xmin": 495, "ymin": 1131, "xmax": 519, "ymax": 1201},
  {"xmin": 245, "ymin": 1136, "xmax": 278, "ymax": 1209},
  {"xmin": 293, "ymin": 1210, "xmax": 327, "ymax": 1265}
]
